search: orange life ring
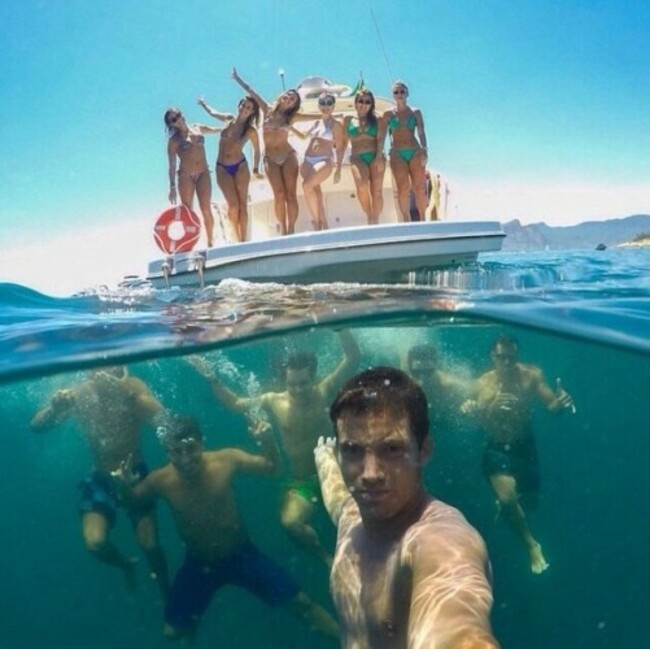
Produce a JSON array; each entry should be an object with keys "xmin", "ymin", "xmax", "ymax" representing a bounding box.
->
[{"xmin": 153, "ymin": 205, "xmax": 201, "ymax": 253}]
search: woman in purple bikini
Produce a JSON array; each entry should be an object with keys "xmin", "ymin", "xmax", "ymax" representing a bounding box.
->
[{"xmin": 198, "ymin": 95, "xmax": 262, "ymax": 242}]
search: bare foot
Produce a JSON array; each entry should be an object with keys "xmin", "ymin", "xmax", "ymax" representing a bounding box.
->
[{"xmin": 529, "ymin": 542, "xmax": 549, "ymax": 574}]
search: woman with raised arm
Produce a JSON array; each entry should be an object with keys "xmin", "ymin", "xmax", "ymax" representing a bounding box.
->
[
  {"xmin": 383, "ymin": 80, "xmax": 429, "ymax": 221},
  {"xmin": 164, "ymin": 107, "xmax": 220, "ymax": 247},
  {"xmin": 231, "ymin": 67, "xmax": 308, "ymax": 235},
  {"xmin": 299, "ymin": 92, "xmax": 345, "ymax": 230},
  {"xmin": 342, "ymin": 89, "xmax": 386, "ymax": 225},
  {"xmin": 198, "ymin": 95, "xmax": 262, "ymax": 242}
]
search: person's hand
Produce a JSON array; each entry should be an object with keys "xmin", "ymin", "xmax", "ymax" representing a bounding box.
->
[
  {"xmin": 111, "ymin": 454, "xmax": 138, "ymax": 487},
  {"xmin": 185, "ymin": 354, "xmax": 216, "ymax": 380},
  {"xmin": 231, "ymin": 67, "xmax": 240, "ymax": 81},
  {"xmin": 333, "ymin": 168, "xmax": 341, "ymax": 184},
  {"xmin": 314, "ymin": 436, "xmax": 336, "ymax": 460},
  {"xmin": 460, "ymin": 399, "xmax": 477, "ymax": 415},
  {"xmin": 197, "ymin": 96, "xmax": 206, "ymax": 106},
  {"xmin": 168, "ymin": 187, "xmax": 177, "ymax": 204},
  {"xmin": 247, "ymin": 416, "xmax": 271, "ymax": 445},
  {"xmin": 51, "ymin": 389, "xmax": 74, "ymax": 412},
  {"xmin": 552, "ymin": 378, "xmax": 576, "ymax": 414}
]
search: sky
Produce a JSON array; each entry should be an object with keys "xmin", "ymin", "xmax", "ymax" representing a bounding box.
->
[{"xmin": 1, "ymin": 0, "xmax": 649, "ymax": 294}]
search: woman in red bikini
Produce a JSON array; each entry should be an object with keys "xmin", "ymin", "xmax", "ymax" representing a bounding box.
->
[
  {"xmin": 198, "ymin": 95, "xmax": 262, "ymax": 242},
  {"xmin": 231, "ymin": 68, "xmax": 312, "ymax": 235},
  {"xmin": 164, "ymin": 107, "xmax": 219, "ymax": 247}
]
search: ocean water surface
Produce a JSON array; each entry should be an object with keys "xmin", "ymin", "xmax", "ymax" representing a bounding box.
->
[{"xmin": 1, "ymin": 249, "xmax": 649, "ymax": 649}]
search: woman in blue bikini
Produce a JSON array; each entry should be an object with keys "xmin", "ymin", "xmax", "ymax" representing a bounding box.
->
[
  {"xmin": 342, "ymin": 90, "xmax": 387, "ymax": 225},
  {"xmin": 198, "ymin": 95, "xmax": 262, "ymax": 242},
  {"xmin": 231, "ymin": 68, "xmax": 311, "ymax": 235},
  {"xmin": 299, "ymin": 92, "xmax": 345, "ymax": 230},
  {"xmin": 164, "ymin": 107, "xmax": 220, "ymax": 247},
  {"xmin": 382, "ymin": 80, "xmax": 429, "ymax": 221}
]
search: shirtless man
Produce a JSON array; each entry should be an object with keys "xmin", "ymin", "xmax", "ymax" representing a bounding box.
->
[
  {"xmin": 462, "ymin": 335, "xmax": 575, "ymax": 574},
  {"xmin": 114, "ymin": 415, "xmax": 338, "ymax": 648},
  {"xmin": 190, "ymin": 330, "xmax": 360, "ymax": 567},
  {"xmin": 315, "ymin": 367, "xmax": 499, "ymax": 649},
  {"xmin": 30, "ymin": 366, "xmax": 169, "ymax": 596},
  {"xmin": 406, "ymin": 343, "xmax": 470, "ymax": 427}
]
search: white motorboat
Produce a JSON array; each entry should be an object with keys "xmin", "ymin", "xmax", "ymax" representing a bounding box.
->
[{"xmin": 146, "ymin": 77, "xmax": 505, "ymax": 288}]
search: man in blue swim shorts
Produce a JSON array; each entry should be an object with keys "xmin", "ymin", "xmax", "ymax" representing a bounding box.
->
[
  {"xmin": 461, "ymin": 335, "xmax": 575, "ymax": 574},
  {"xmin": 31, "ymin": 366, "xmax": 170, "ymax": 597},
  {"xmin": 114, "ymin": 415, "xmax": 338, "ymax": 647}
]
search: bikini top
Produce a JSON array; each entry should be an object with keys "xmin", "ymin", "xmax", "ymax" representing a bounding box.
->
[
  {"xmin": 311, "ymin": 119, "xmax": 334, "ymax": 142},
  {"xmin": 388, "ymin": 111, "xmax": 417, "ymax": 133},
  {"xmin": 346, "ymin": 118, "xmax": 378, "ymax": 138},
  {"xmin": 178, "ymin": 131, "xmax": 205, "ymax": 152},
  {"xmin": 263, "ymin": 113, "xmax": 291, "ymax": 134}
]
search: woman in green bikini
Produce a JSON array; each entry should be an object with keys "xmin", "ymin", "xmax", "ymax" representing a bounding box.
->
[
  {"xmin": 342, "ymin": 90, "xmax": 387, "ymax": 225},
  {"xmin": 383, "ymin": 80, "xmax": 429, "ymax": 221}
]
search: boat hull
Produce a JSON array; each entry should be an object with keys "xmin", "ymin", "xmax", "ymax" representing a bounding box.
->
[{"xmin": 146, "ymin": 221, "xmax": 505, "ymax": 288}]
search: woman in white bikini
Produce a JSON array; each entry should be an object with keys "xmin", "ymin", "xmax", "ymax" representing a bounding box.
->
[
  {"xmin": 382, "ymin": 80, "xmax": 428, "ymax": 221},
  {"xmin": 231, "ymin": 67, "xmax": 312, "ymax": 235},
  {"xmin": 164, "ymin": 107, "xmax": 220, "ymax": 247},
  {"xmin": 299, "ymin": 92, "xmax": 344, "ymax": 230},
  {"xmin": 198, "ymin": 95, "xmax": 262, "ymax": 242}
]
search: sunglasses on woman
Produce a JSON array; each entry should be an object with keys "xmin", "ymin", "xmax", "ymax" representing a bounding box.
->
[
  {"xmin": 356, "ymin": 99, "xmax": 372, "ymax": 105},
  {"xmin": 319, "ymin": 98, "xmax": 335, "ymax": 107}
]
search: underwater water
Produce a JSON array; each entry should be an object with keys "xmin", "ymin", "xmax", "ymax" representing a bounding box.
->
[{"xmin": 1, "ymin": 250, "xmax": 649, "ymax": 649}]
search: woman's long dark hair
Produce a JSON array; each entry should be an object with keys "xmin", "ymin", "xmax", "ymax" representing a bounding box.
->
[
  {"xmin": 164, "ymin": 106, "xmax": 183, "ymax": 138},
  {"xmin": 238, "ymin": 95, "xmax": 261, "ymax": 138},
  {"xmin": 355, "ymin": 90, "xmax": 377, "ymax": 128}
]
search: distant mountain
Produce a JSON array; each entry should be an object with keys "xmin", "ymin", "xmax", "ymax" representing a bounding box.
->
[{"xmin": 501, "ymin": 214, "xmax": 650, "ymax": 251}]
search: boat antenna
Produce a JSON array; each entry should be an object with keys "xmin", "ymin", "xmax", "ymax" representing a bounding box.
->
[
  {"xmin": 368, "ymin": 3, "xmax": 393, "ymax": 86},
  {"xmin": 278, "ymin": 68, "xmax": 286, "ymax": 91}
]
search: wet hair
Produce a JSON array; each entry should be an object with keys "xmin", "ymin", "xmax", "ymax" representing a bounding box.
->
[
  {"xmin": 238, "ymin": 95, "xmax": 261, "ymax": 135},
  {"xmin": 330, "ymin": 366, "xmax": 430, "ymax": 449},
  {"xmin": 407, "ymin": 343, "xmax": 437, "ymax": 367},
  {"xmin": 491, "ymin": 335, "xmax": 518, "ymax": 354},
  {"xmin": 272, "ymin": 89, "xmax": 301, "ymax": 121},
  {"xmin": 159, "ymin": 415, "xmax": 203, "ymax": 447},
  {"xmin": 164, "ymin": 106, "xmax": 183, "ymax": 137},
  {"xmin": 354, "ymin": 90, "xmax": 377, "ymax": 129},
  {"xmin": 285, "ymin": 351, "xmax": 318, "ymax": 380}
]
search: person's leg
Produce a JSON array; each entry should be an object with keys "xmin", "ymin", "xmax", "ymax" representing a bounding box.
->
[
  {"xmin": 369, "ymin": 156, "xmax": 386, "ymax": 224},
  {"xmin": 281, "ymin": 152, "xmax": 300, "ymax": 234},
  {"xmin": 350, "ymin": 159, "xmax": 373, "ymax": 223},
  {"xmin": 490, "ymin": 474, "xmax": 548, "ymax": 573},
  {"xmin": 164, "ymin": 555, "xmax": 220, "ymax": 647},
  {"xmin": 265, "ymin": 158, "xmax": 288, "ymax": 235},
  {"xmin": 280, "ymin": 491, "xmax": 332, "ymax": 567},
  {"xmin": 132, "ymin": 510, "xmax": 170, "ymax": 600},
  {"xmin": 82, "ymin": 511, "xmax": 137, "ymax": 591},
  {"xmin": 390, "ymin": 153, "xmax": 411, "ymax": 222},
  {"xmin": 287, "ymin": 592, "xmax": 339, "ymax": 638},
  {"xmin": 216, "ymin": 166, "xmax": 242, "ymax": 242},
  {"xmin": 302, "ymin": 160, "xmax": 333, "ymax": 230},
  {"xmin": 408, "ymin": 151, "xmax": 429, "ymax": 220},
  {"xmin": 195, "ymin": 171, "xmax": 214, "ymax": 246},
  {"xmin": 234, "ymin": 162, "xmax": 251, "ymax": 241}
]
